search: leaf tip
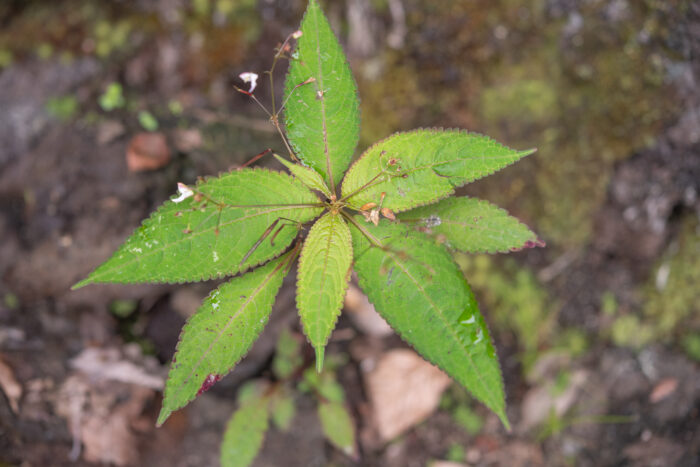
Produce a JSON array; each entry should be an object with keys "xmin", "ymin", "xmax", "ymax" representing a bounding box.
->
[
  {"xmin": 499, "ymin": 411, "xmax": 512, "ymax": 432},
  {"xmin": 156, "ymin": 408, "xmax": 171, "ymax": 427},
  {"xmin": 315, "ymin": 347, "xmax": 325, "ymax": 373},
  {"xmin": 71, "ymin": 277, "xmax": 92, "ymax": 290},
  {"xmin": 519, "ymin": 148, "xmax": 537, "ymax": 157}
]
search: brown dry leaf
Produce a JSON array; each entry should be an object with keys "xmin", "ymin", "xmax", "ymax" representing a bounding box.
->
[
  {"xmin": 0, "ymin": 356, "xmax": 22, "ymax": 413},
  {"xmin": 126, "ymin": 132, "xmax": 171, "ymax": 172},
  {"xmin": 520, "ymin": 369, "xmax": 588, "ymax": 432},
  {"xmin": 70, "ymin": 346, "xmax": 164, "ymax": 390},
  {"xmin": 649, "ymin": 378, "xmax": 678, "ymax": 403},
  {"xmin": 56, "ymin": 371, "xmax": 157, "ymax": 465},
  {"xmin": 364, "ymin": 349, "xmax": 451, "ymax": 441},
  {"xmin": 344, "ymin": 284, "xmax": 393, "ymax": 337}
]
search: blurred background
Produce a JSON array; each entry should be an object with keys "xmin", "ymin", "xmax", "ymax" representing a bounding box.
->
[{"xmin": 0, "ymin": 0, "xmax": 698, "ymax": 465}]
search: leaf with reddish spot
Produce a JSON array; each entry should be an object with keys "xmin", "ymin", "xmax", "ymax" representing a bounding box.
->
[
  {"xmin": 197, "ymin": 374, "xmax": 222, "ymax": 396},
  {"xmin": 157, "ymin": 253, "xmax": 292, "ymax": 426}
]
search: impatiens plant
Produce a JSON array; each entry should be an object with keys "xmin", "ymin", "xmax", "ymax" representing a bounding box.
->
[{"xmin": 74, "ymin": 0, "xmax": 543, "ymax": 451}]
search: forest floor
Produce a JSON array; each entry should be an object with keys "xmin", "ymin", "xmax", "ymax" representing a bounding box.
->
[{"xmin": 0, "ymin": 1, "xmax": 699, "ymax": 466}]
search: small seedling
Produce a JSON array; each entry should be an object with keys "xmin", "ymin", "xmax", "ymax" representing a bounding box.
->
[{"xmin": 74, "ymin": 0, "xmax": 543, "ymax": 458}]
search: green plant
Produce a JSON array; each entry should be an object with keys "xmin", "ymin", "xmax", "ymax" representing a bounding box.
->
[
  {"xmin": 74, "ymin": 0, "xmax": 542, "ymax": 457},
  {"xmin": 220, "ymin": 329, "xmax": 356, "ymax": 465}
]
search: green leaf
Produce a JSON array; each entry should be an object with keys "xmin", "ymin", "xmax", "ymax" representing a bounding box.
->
[
  {"xmin": 398, "ymin": 197, "xmax": 543, "ymax": 253},
  {"xmin": 297, "ymin": 213, "xmax": 353, "ymax": 372},
  {"xmin": 157, "ymin": 253, "xmax": 292, "ymax": 426},
  {"xmin": 350, "ymin": 218, "xmax": 509, "ymax": 428},
  {"xmin": 284, "ymin": 0, "xmax": 360, "ymax": 191},
  {"xmin": 272, "ymin": 328, "xmax": 303, "ymax": 380},
  {"xmin": 138, "ymin": 110, "xmax": 159, "ymax": 131},
  {"xmin": 270, "ymin": 390, "xmax": 296, "ymax": 431},
  {"xmin": 221, "ymin": 395, "xmax": 270, "ymax": 467},
  {"xmin": 74, "ymin": 169, "xmax": 322, "ymax": 288},
  {"xmin": 341, "ymin": 129, "xmax": 534, "ymax": 213},
  {"xmin": 318, "ymin": 401, "xmax": 357, "ymax": 458},
  {"xmin": 274, "ymin": 154, "xmax": 332, "ymax": 199}
]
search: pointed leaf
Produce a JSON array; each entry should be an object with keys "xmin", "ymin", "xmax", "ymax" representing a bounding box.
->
[
  {"xmin": 350, "ymin": 218, "xmax": 509, "ymax": 427},
  {"xmin": 284, "ymin": 0, "xmax": 360, "ymax": 191},
  {"xmin": 270, "ymin": 390, "xmax": 296, "ymax": 431},
  {"xmin": 220, "ymin": 395, "xmax": 270, "ymax": 467},
  {"xmin": 398, "ymin": 197, "xmax": 544, "ymax": 253},
  {"xmin": 272, "ymin": 328, "xmax": 303, "ymax": 380},
  {"xmin": 274, "ymin": 154, "xmax": 332, "ymax": 199},
  {"xmin": 341, "ymin": 129, "xmax": 534, "ymax": 213},
  {"xmin": 297, "ymin": 213, "xmax": 353, "ymax": 371},
  {"xmin": 157, "ymin": 253, "xmax": 292, "ymax": 425},
  {"xmin": 318, "ymin": 400, "xmax": 357, "ymax": 458},
  {"xmin": 74, "ymin": 169, "xmax": 321, "ymax": 287}
]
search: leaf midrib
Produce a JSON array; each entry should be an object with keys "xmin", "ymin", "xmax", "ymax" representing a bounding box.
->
[
  {"xmin": 87, "ymin": 205, "xmax": 317, "ymax": 281},
  {"xmin": 345, "ymin": 153, "xmax": 522, "ymax": 204},
  {"xmin": 313, "ymin": 216, "xmax": 337, "ymax": 343},
  {"xmin": 171, "ymin": 257, "xmax": 287, "ymax": 408},
  {"xmin": 311, "ymin": 4, "xmax": 334, "ymax": 192},
  {"xmin": 382, "ymin": 248, "xmax": 499, "ymax": 412}
]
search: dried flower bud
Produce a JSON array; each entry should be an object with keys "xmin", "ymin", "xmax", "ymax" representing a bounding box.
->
[{"xmin": 381, "ymin": 208, "xmax": 396, "ymax": 220}]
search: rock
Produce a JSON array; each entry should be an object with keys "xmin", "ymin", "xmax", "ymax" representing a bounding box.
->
[{"xmin": 363, "ymin": 349, "xmax": 451, "ymax": 441}]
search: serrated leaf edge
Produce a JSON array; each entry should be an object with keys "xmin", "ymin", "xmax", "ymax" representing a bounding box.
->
[
  {"xmin": 73, "ymin": 167, "xmax": 320, "ymax": 289},
  {"xmin": 341, "ymin": 128, "xmax": 535, "ymax": 214},
  {"xmin": 352, "ymin": 223, "xmax": 509, "ymax": 428},
  {"xmin": 157, "ymin": 252, "xmax": 294, "ymax": 426},
  {"xmin": 398, "ymin": 196, "xmax": 544, "ymax": 254},
  {"xmin": 283, "ymin": 0, "xmax": 361, "ymax": 187},
  {"xmin": 296, "ymin": 213, "xmax": 353, "ymax": 372}
]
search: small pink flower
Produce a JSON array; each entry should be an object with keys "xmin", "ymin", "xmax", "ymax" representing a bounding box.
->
[
  {"xmin": 292, "ymin": 30, "xmax": 303, "ymax": 39},
  {"xmin": 239, "ymin": 72, "xmax": 259, "ymax": 93},
  {"xmin": 172, "ymin": 183, "xmax": 193, "ymax": 203}
]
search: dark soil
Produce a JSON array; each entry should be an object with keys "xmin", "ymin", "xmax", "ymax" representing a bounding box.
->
[{"xmin": 1, "ymin": 1, "xmax": 699, "ymax": 466}]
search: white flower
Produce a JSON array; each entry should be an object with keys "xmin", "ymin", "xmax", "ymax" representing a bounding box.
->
[
  {"xmin": 172, "ymin": 182, "xmax": 193, "ymax": 203},
  {"xmin": 292, "ymin": 30, "xmax": 303, "ymax": 39},
  {"xmin": 239, "ymin": 72, "xmax": 259, "ymax": 93}
]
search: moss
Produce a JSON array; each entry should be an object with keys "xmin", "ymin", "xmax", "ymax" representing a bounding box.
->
[
  {"xmin": 46, "ymin": 95, "xmax": 79, "ymax": 121},
  {"xmin": 642, "ymin": 216, "xmax": 700, "ymax": 341}
]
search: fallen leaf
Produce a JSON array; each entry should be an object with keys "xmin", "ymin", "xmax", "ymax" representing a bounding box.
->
[
  {"xmin": 0, "ymin": 356, "xmax": 22, "ymax": 413},
  {"xmin": 126, "ymin": 132, "xmax": 171, "ymax": 172},
  {"xmin": 70, "ymin": 346, "xmax": 164, "ymax": 390},
  {"xmin": 364, "ymin": 349, "xmax": 451, "ymax": 441},
  {"xmin": 520, "ymin": 370, "xmax": 588, "ymax": 431},
  {"xmin": 344, "ymin": 284, "xmax": 393, "ymax": 337},
  {"xmin": 649, "ymin": 378, "xmax": 678, "ymax": 403}
]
